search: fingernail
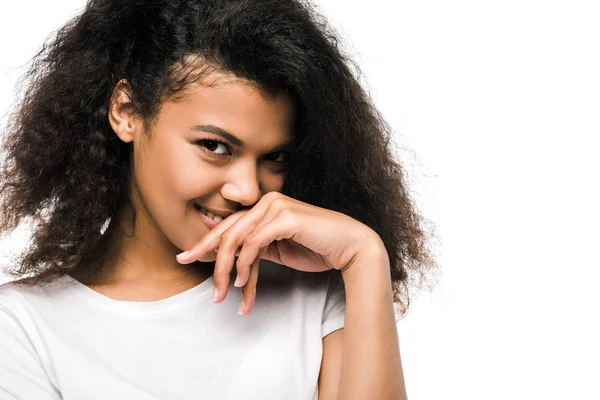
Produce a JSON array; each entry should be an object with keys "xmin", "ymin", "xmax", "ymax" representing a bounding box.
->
[
  {"xmin": 176, "ymin": 250, "xmax": 189, "ymax": 259},
  {"xmin": 234, "ymin": 275, "xmax": 243, "ymax": 287},
  {"xmin": 211, "ymin": 287, "xmax": 219, "ymax": 303},
  {"xmin": 237, "ymin": 300, "xmax": 245, "ymax": 315}
]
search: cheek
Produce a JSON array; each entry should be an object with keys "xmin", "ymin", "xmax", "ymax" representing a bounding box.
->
[
  {"xmin": 144, "ymin": 140, "xmax": 201, "ymax": 197},
  {"xmin": 134, "ymin": 138, "xmax": 198, "ymax": 218},
  {"xmin": 137, "ymin": 142, "xmax": 181, "ymax": 194},
  {"xmin": 176, "ymin": 158, "xmax": 224, "ymax": 202},
  {"xmin": 259, "ymin": 171, "xmax": 285, "ymax": 193}
]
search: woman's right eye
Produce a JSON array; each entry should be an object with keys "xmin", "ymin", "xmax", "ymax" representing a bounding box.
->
[{"xmin": 195, "ymin": 139, "xmax": 231, "ymax": 156}]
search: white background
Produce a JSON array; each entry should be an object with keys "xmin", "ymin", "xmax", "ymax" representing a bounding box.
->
[{"xmin": 1, "ymin": 1, "xmax": 599, "ymax": 399}]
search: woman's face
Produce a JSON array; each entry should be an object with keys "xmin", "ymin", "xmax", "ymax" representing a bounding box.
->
[{"xmin": 113, "ymin": 75, "xmax": 296, "ymax": 262}]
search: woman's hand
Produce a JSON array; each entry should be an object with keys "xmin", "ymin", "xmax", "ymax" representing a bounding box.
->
[{"xmin": 175, "ymin": 191, "xmax": 385, "ymax": 316}]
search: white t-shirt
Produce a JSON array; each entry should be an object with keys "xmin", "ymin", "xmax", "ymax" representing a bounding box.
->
[{"xmin": 0, "ymin": 260, "xmax": 346, "ymax": 400}]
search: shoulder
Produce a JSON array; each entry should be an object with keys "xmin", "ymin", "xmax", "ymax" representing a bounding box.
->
[
  {"xmin": 0, "ymin": 279, "xmax": 63, "ymax": 400},
  {"xmin": 0, "ymin": 275, "xmax": 72, "ymax": 317},
  {"xmin": 0, "ymin": 278, "xmax": 37, "ymax": 331},
  {"xmin": 0, "ymin": 278, "xmax": 32, "ymax": 308}
]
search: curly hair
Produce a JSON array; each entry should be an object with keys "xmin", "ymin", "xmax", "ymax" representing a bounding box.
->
[{"xmin": 0, "ymin": 0, "xmax": 439, "ymax": 317}]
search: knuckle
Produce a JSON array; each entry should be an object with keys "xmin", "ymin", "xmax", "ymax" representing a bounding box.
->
[
  {"xmin": 213, "ymin": 269, "xmax": 230, "ymax": 279},
  {"xmin": 221, "ymin": 234, "xmax": 242, "ymax": 250},
  {"xmin": 279, "ymin": 207, "xmax": 296, "ymax": 222},
  {"xmin": 244, "ymin": 232, "xmax": 258, "ymax": 245},
  {"xmin": 271, "ymin": 197, "xmax": 288, "ymax": 210},
  {"xmin": 220, "ymin": 230, "xmax": 234, "ymax": 243},
  {"xmin": 264, "ymin": 191, "xmax": 281, "ymax": 201}
]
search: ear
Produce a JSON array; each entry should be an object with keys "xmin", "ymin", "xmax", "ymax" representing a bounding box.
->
[{"xmin": 108, "ymin": 79, "xmax": 139, "ymax": 143}]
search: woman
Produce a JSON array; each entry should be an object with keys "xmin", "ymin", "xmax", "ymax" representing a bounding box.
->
[{"xmin": 0, "ymin": 0, "xmax": 438, "ymax": 399}]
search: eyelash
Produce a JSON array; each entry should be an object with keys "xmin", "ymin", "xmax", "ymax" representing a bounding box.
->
[{"xmin": 195, "ymin": 139, "xmax": 291, "ymax": 164}]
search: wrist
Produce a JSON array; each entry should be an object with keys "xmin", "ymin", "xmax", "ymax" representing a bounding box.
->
[{"xmin": 341, "ymin": 236, "xmax": 390, "ymax": 284}]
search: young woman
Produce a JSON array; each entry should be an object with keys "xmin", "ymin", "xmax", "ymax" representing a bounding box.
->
[{"xmin": 0, "ymin": 0, "xmax": 438, "ymax": 399}]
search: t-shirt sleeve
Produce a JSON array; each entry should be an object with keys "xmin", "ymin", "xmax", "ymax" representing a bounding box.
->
[
  {"xmin": 321, "ymin": 273, "xmax": 346, "ymax": 338},
  {"xmin": 0, "ymin": 308, "xmax": 62, "ymax": 399}
]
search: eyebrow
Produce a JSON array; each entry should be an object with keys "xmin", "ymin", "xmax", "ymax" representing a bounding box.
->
[{"xmin": 190, "ymin": 124, "xmax": 297, "ymax": 152}]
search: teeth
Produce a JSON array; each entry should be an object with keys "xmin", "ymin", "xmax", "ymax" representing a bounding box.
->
[{"xmin": 195, "ymin": 205, "xmax": 224, "ymax": 222}]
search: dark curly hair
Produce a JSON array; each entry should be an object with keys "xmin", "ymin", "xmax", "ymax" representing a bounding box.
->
[{"xmin": 0, "ymin": 0, "xmax": 439, "ymax": 317}]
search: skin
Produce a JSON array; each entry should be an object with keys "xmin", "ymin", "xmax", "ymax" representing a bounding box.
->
[
  {"xmin": 72, "ymin": 72, "xmax": 407, "ymax": 398},
  {"xmin": 72, "ymin": 73, "xmax": 295, "ymax": 298},
  {"xmin": 175, "ymin": 186, "xmax": 407, "ymax": 398}
]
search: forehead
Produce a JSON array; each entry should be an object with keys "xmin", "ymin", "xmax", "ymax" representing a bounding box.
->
[{"xmin": 163, "ymin": 75, "xmax": 296, "ymax": 145}]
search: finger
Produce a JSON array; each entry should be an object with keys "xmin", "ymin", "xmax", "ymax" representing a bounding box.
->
[
  {"xmin": 212, "ymin": 229, "xmax": 244, "ymax": 304},
  {"xmin": 176, "ymin": 211, "xmax": 245, "ymax": 264},
  {"xmin": 249, "ymin": 207, "xmax": 344, "ymax": 271},
  {"xmin": 178, "ymin": 193, "xmax": 290, "ymax": 265},
  {"xmin": 245, "ymin": 209, "xmax": 298, "ymax": 251},
  {"xmin": 238, "ymin": 250, "xmax": 262, "ymax": 316},
  {"xmin": 210, "ymin": 207, "xmax": 280, "ymax": 301},
  {"xmin": 231, "ymin": 200, "xmax": 298, "ymax": 279},
  {"xmin": 234, "ymin": 230, "xmax": 264, "ymax": 288}
]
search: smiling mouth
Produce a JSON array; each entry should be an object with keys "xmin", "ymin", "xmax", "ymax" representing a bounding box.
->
[{"xmin": 193, "ymin": 204, "xmax": 224, "ymax": 222}]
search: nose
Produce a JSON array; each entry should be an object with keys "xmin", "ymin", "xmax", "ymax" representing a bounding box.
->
[{"xmin": 220, "ymin": 160, "xmax": 263, "ymax": 207}]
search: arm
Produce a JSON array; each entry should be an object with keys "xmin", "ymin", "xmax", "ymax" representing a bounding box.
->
[
  {"xmin": 336, "ymin": 238, "xmax": 407, "ymax": 400},
  {"xmin": 318, "ymin": 328, "xmax": 344, "ymax": 400}
]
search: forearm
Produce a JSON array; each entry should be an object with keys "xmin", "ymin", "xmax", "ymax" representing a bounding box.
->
[{"xmin": 337, "ymin": 242, "xmax": 407, "ymax": 400}]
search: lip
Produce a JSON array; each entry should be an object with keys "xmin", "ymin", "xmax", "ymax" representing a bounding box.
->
[
  {"xmin": 194, "ymin": 204, "xmax": 236, "ymax": 219},
  {"xmin": 194, "ymin": 204, "xmax": 219, "ymax": 229}
]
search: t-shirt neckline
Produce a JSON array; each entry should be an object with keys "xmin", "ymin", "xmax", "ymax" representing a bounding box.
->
[{"xmin": 59, "ymin": 273, "xmax": 214, "ymax": 316}]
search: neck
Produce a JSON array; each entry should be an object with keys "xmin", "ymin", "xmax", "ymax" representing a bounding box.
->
[{"xmin": 69, "ymin": 205, "xmax": 213, "ymax": 288}]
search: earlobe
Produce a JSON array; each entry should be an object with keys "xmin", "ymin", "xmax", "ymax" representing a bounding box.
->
[{"xmin": 108, "ymin": 79, "xmax": 137, "ymax": 143}]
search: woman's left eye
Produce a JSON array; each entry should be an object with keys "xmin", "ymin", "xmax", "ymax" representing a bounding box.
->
[
  {"xmin": 195, "ymin": 139, "xmax": 290, "ymax": 164},
  {"xmin": 265, "ymin": 152, "xmax": 290, "ymax": 163},
  {"xmin": 196, "ymin": 140, "xmax": 230, "ymax": 156}
]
